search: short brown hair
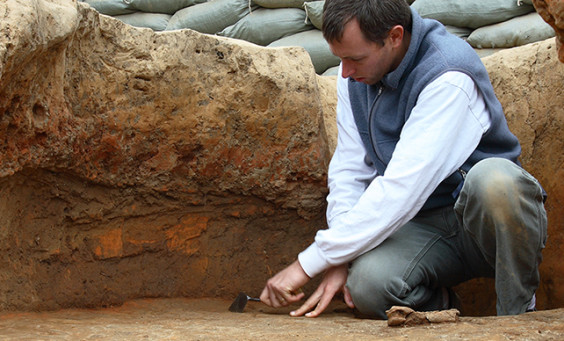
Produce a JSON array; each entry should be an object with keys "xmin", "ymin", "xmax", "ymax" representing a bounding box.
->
[{"xmin": 322, "ymin": 0, "xmax": 412, "ymax": 45}]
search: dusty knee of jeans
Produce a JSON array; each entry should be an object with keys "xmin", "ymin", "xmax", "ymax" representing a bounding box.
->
[
  {"xmin": 463, "ymin": 158, "xmax": 527, "ymax": 230},
  {"xmin": 466, "ymin": 158, "xmax": 520, "ymax": 205}
]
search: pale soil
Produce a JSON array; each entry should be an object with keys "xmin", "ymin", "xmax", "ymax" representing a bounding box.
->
[{"xmin": 1, "ymin": 298, "xmax": 563, "ymax": 340}]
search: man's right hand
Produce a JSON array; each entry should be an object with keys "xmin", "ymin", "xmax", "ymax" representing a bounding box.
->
[{"xmin": 260, "ymin": 260, "xmax": 309, "ymax": 308}]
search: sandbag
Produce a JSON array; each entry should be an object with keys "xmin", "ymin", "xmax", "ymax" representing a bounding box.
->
[
  {"xmin": 82, "ymin": 0, "xmax": 135, "ymax": 16},
  {"xmin": 322, "ymin": 65, "xmax": 339, "ymax": 76},
  {"xmin": 129, "ymin": 0, "xmax": 208, "ymax": 14},
  {"xmin": 166, "ymin": 0, "xmax": 253, "ymax": 33},
  {"xmin": 115, "ymin": 12, "xmax": 172, "ymax": 31},
  {"xmin": 218, "ymin": 8, "xmax": 312, "ymax": 46},
  {"xmin": 467, "ymin": 12, "xmax": 555, "ymax": 48},
  {"xmin": 444, "ymin": 25, "xmax": 473, "ymax": 40},
  {"xmin": 268, "ymin": 29, "xmax": 340, "ymax": 74},
  {"xmin": 411, "ymin": 0, "xmax": 535, "ymax": 29},
  {"xmin": 474, "ymin": 48, "xmax": 504, "ymax": 59},
  {"xmin": 304, "ymin": 1, "xmax": 324, "ymax": 30},
  {"xmin": 254, "ymin": 0, "xmax": 307, "ymax": 9}
]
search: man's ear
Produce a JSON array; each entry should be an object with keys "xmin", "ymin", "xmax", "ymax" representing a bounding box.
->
[{"xmin": 387, "ymin": 25, "xmax": 405, "ymax": 48}]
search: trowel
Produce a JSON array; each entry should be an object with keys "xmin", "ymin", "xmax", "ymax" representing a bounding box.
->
[{"xmin": 228, "ymin": 292, "xmax": 261, "ymax": 313}]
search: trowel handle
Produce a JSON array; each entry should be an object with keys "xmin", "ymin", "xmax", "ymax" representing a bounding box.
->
[{"xmin": 247, "ymin": 296, "xmax": 261, "ymax": 302}]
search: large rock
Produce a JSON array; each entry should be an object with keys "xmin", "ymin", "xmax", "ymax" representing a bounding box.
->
[
  {"xmin": 533, "ymin": 0, "xmax": 564, "ymax": 62},
  {"xmin": 480, "ymin": 39, "xmax": 564, "ymax": 314},
  {"xmin": 0, "ymin": 0, "xmax": 333, "ymax": 310}
]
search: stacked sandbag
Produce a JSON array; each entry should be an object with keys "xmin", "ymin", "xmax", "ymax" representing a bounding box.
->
[
  {"xmin": 80, "ymin": 0, "xmax": 338, "ymax": 74},
  {"xmin": 217, "ymin": 8, "xmax": 312, "ymax": 46},
  {"xmin": 411, "ymin": 0, "xmax": 535, "ymax": 29},
  {"xmin": 466, "ymin": 11, "xmax": 555, "ymax": 48},
  {"xmin": 131, "ymin": 0, "xmax": 208, "ymax": 14},
  {"xmin": 322, "ymin": 65, "xmax": 339, "ymax": 77},
  {"xmin": 80, "ymin": 0, "xmax": 556, "ymax": 74},
  {"xmin": 444, "ymin": 26, "xmax": 473, "ymax": 40},
  {"xmin": 114, "ymin": 12, "xmax": 172, "ymax": 31},
  {"xmin": 411, "ymin": 0, "xmax": 555, "ymax": 49},
  {"xmin": 190, "ymin": 0, "xmax": 339, "ymax": 74},
  {"xmin": 82, "ymin": 0, "xmax": 208, "ymax": 15},
  {"xmin": 214, "ymin": 0, "xmax": 339, "ymax": 74},
  {"xmin": 253, "ymin": 0, "xmax": 308, "ymax": 9},
  {"xmin": 166, "ymin": 0, "xmax": 255, "ymax": 33},
  {"xmin": 269, "ymin": 30, "xmax": 340, "ymax": 74},
  {"xmin": 81, "ymin": 0, "xmax": 136, "ymax": 16},
  {"xmin": 264, "ymin": 1, "xmax": 340, "ymax": 74},
  {"xmin": 304, "ymin": 0, "xmax": 324, "ymax": 30},
  {"xmin": 80, "ymin": 0, "xmax": 209, "ymax": 31},
  {"xmin": 211, "ymin": 0, "xmax": 340, "ymax": 74}
]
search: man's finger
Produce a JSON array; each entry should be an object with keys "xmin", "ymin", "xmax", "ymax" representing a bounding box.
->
[
  {"xmin": 343, "ymin": 285, "xmax": 355, "ymax": 309},
  {"xmin": 284, "ymin": 290, "xmax": 306, "ymax": 304},
  {"xmin": 267, "ymin": 285, "xmax": 283, "ymax": 308},
  {"xmin": 276, "ymin": 287, "xmax": 305, "ymax": 307},
  {"xmin": 290, "ymin": 291, "xmax": 322, "ymax": 317},
  {"xmin": 260, "ymin": 287, "xmax": 272, "ymax": 306},
  {"xmin": 271, "ymin": 291, "xmax": 285, "ymax": 308},
  {"xmin": 305, "ymin": 291, "xmax": 333, "ymax": 318}
]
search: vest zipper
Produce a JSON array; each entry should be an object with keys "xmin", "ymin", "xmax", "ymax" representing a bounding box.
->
[
  {"xmin": 451, "ymin": 168, "xmax": 467, "ymax": 199},
  {"xmin": 368, "ymin": 84, "xmax": 385, "ymax": 163},
  {"xmin": 458, "ymin": 168, "xmax": 467, "ymax": 179}
]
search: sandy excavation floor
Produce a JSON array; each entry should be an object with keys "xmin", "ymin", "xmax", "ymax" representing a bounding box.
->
[{"xmin": 0, "ymin": 298, "xmax": 563, "ymax": 340}]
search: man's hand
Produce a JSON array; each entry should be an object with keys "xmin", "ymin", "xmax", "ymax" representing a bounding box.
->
[
  {"xmin": 260, "ymin": 260, "xmax": 309, "ymax": 308},
  {"xmin": 290, "ymin": 264, "xmax": 355, "ymax": 318}
]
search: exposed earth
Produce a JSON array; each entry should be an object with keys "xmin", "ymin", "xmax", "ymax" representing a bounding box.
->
[{"xmin": 1, "ymin": 298, "xmax": 564, "ymax": 340}]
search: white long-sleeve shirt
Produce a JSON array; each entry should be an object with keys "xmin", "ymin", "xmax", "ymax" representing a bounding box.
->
[{"xmin": 298, "ymin": 66, "xmax": 492, "ymax": 278}]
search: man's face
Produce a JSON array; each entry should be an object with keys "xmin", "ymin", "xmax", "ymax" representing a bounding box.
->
[{"xmin": 328, "ymin": 19, "xmax": 398, "ymax": 85}]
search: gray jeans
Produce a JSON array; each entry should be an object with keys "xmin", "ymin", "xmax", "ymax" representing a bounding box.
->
[{"xmin": 346, "ymin": 158, "xmax": 547, "ymax": 318}]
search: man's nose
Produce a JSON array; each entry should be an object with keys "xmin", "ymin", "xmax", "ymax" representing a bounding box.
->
[{"xmin": 341, "ymin": 61, "xmax": 354, "ymax": 78}]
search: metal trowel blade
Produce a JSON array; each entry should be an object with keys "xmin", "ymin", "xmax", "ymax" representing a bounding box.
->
[{"xmin": 228, "ymin": 292, "xmax": 260, "ymax": 313}]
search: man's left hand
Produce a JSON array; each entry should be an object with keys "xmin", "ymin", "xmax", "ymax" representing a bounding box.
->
[{"xmin": 290, "ymin": 264, "xmax": 354, "ymax": 318}]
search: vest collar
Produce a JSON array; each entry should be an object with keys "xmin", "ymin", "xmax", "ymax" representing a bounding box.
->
[{"xmin": 382, "ymin": 8, "xmax": 424, "ymax": 90}]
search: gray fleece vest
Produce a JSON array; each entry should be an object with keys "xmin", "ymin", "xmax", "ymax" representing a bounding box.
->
[{"xmin": 348, "ymin": 9, "xmax": 521, "ymax": 211}]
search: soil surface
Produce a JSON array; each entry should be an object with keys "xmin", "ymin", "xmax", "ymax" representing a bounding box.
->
[{"xmin": 1, "ymin": 298, "xmax": 563, "ymax": 340}]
